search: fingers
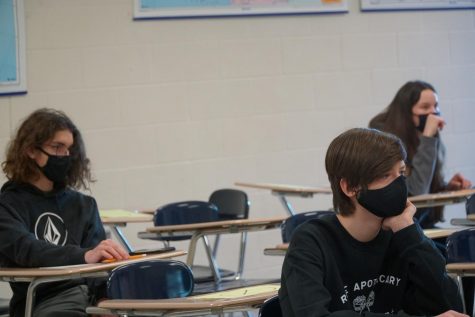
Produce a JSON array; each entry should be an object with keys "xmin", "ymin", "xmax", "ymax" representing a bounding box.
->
[
  {"xmin": 87, "ymin": 239, "xmax": 129, "ymax": 264},
  {"xmin": 449, "ymin": 173, "xmax": 472, "ymax": 190},
  {"xmin": 98, "ymin": 239, "xmax": 129, "ymax": 261},
  {"xmin": 423, "ymin": 114, "xmax": 445, "ymax": 137},
  {"xmin": 381, "ymin": 200, "xmax": 416, "ymax": 232},
  {"xmin": 462, "ymin": 179, "xmax": 472, "ymax": 189}
]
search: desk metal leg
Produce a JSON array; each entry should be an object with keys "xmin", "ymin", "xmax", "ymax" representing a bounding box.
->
[
  {"xmin": 277, "ymin": 194, "xmax": 295, "ymax": 216},
  {"xmin": 456, "ymin": 274, "xmax": 467, "ymax": 314},
  {"xmin": 187, "ymin": 233, "xmax": 221, "ymax": 283},
  {"xmin": 110, "ymin": 225, "xmax": 134, "ymax": 253},
  {"xmin": 25, "ymin": 272, "xmax": 107, "ymax": 317}
]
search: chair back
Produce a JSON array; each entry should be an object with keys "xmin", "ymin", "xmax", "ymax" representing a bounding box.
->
[
  {"xmin": 209, "ymin": 189, "xmax": 250, "ymax": 220},
  {"xmin": 107, "ymin": 259, "xmax": 194, "ymax": 299},
  {"xmin": 154, "ymin": 201, "xmax": 219, "ymax": 226},
  {"xmin": 467, "ymin": 194, "xmax": 475, "ymax": 215},
  {"xmin": 259, "ymin": 295, "xmax": 282, "ymax": 317},
  {"xmin": 281, "ymin": 211, "xmax": 334, "ymax": 243},
  {"xmin": 447, "ymin": 228, "xmax": 475, "ymax": 263}
]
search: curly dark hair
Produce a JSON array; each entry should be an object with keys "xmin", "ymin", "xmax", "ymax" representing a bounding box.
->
[{"xmin": 2, "ymin": 108, "xmax": 93, "ymax": 190}]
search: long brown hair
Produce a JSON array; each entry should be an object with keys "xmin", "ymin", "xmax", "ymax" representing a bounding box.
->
[
  {"xmin": 325, "ymin": 128, "xmax": 406, "ymax": 215},
  {"xmin": 369, "ymin": 81, "xmax": 445, "ymax": 221},
  {"xmin": 2, "ymin": 108, "xmax": 93, "ymax": 190}
]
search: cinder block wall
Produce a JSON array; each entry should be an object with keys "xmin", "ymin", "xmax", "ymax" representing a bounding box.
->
[{"xmin": 1, "ymin": 0, "xmax": 474, "ymax": 298}]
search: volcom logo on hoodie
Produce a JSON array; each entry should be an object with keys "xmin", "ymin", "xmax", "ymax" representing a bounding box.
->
[{"xmin": 34, "ymin": 212, "xmax": 68, "ymax": 246}]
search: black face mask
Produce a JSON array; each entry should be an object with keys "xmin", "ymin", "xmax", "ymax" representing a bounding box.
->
[
  {"xmin": 37, "ymin": 148, "xmax": 72, "ymax": 184},
  {"xmin": 356, "ymin": 175, "xmax": 408, "ymax": 218},
  {"xmin": 416, "ymin": 111, "xmax": 441, "ymax": 132}
]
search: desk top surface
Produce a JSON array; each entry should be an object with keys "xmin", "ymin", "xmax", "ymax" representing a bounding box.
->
[
  {"xmin": 409, "ymin": 188, "xmax": 475, "ymax": 204},
  {"xmin": 0, "ymin": 250, "xmax": 186, "ymax": 278},
  {"xmin": 100, "ymin": 209, "xmax": 153, "ymax": 224},
  {"xmin": 446, "ymin": 263, "xmax": 475, "ymax": 273},
  {"xmin": 97, "ymin": 283, "xmax": 280, "ymax": 310},
  {"xmin": 146, "ymin": 216, "xmax": 287, "ymax": 233},
  {"xmin": 235, "ymin": 182, "xmax": 332, "ymax": 194},
  {"xmin": 235, "ymin": 183, "xmax": 473, "ymax": 208}
]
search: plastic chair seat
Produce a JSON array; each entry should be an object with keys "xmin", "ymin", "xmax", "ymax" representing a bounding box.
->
[
  {"xmin": 107, "ymin": 259, "xmax": 194, "ymax": 300},
  {"xmin": 447, "ymin": 228, "xmax": 475, "ymax": 263},
  {"xmin": 281, "ymin": 211, "xmax": 334, "ymax": 243}
]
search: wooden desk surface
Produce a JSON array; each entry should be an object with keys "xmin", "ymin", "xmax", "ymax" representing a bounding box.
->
[
  {"xmin": 235, "ymin": 182, "xmax": 332, "ymax": 195},
  {"xmin": 447, "ymin": 263, "xmax": 475, "ymax": 274},
  {"xmin": 424, "ymin": 228, "xmax": 461, "ymax": 239},
  {"xmin": 0, "ymin": 251, "xmax": 186, "ymax": 278},
  {"xmin": 146, "ymin": 216, "xmax": 287, "ymax": 233},
  {"xmin": 97, "ymin": 283, "xmax": 280, "ymax": 310},
  {"xmin": 100, "ymin": 209, "xmax": 153, "ymax": 224},
  {"xmin": 236, "ymin": 183, "xmax": 474, "ymax": 208},
  {"xmin": 409, "ymin": 188, "xmax": 475, "ymax": 208}
]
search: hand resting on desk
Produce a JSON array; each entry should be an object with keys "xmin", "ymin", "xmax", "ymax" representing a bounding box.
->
[{"xmin": 85, "ymin": 239, "xmax": 129, "ymax": 264}]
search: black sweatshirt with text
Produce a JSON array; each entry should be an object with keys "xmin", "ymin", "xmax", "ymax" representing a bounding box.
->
[{"xmin": 279, "ymin": 214, "xmax": 463, "ymax": 317}]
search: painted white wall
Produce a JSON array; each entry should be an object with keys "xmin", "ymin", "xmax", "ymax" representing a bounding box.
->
[{"xmin": 1, "ymin": 0, "xmax": 474, "ymax": 299}]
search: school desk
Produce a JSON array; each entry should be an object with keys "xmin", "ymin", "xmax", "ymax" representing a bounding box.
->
[
  {"xmin": 263, "ymin": 228, "xmax": 461, "ymax": 257},
  {"xmin": 86, "ymin": 283, "xmax": 280, "ymax": 317},
  {"xmin": 236, "ymin": 182, "xmax": 475, "ymax": 215},
  {"xmin": 235, "ymin": 182, "xmax": 332, "ymax": 216},
  {"xmin": 100, "ymin": 209, "xmax": 153, "ymax": 253},
  {"xmin": 446, "ymin": 263, "xmax": 475, "ymax": 314},
  {"xmin": 0, "ymin": 250, "xmax": 186, "ymax": 317},
  {"xmin": 409, "ymin": 188, "xmax": 475, "ymax": 209},
  {"xmin": 145, "ymin": 216, "xmax": 287, "ymax": 283}
]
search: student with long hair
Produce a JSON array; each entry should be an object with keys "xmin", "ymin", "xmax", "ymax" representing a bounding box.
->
[
  {"xmin": 0, "ymin": 108, "xmax": 129, "ymax": 317},
  {"xmin": 369, "ymin": 80, "xmax": 471, "ymax": 229}
]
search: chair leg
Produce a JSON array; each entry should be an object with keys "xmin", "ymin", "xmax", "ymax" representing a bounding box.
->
[
  {"xmin": 213, "ymin": 234, "xmax": 221, "ymax": 258},
  {"xmin": 455, "ymin": 274, "xmax": 467, "ymax": 314},
  {"xmin": 235, "ymin": 232, "xmax": 247, "ymax": 280},
  {"xmin": 202, "ymin": 234, "xmax": 222, "ymax": 283}
]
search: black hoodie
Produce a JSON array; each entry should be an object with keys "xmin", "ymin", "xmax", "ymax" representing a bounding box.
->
[{"xmin": 0, "ymin": 180, "xmax": 106, "ymax": 316}]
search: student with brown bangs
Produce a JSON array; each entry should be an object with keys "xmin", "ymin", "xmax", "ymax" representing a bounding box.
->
[
  {"xmin": 279, "ymin": 128, "xmax": 465, "ymax": 317},
  {"xmin": 0, "ymin": 108, "xmax": 128, "ymax": 317},
  {"xmin": 369, "ymin": 80, "xmax": 471, "ymax": 229}
]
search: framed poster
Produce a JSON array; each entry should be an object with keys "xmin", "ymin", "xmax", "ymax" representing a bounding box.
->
[
  {"xmin": 0, "ymin": 0, "xmax": 26, "ymax": 95},
  {"xmin": 134, "ymin": 0, "xmax": 348, "ymax": 19},
  {"xmin": 361, "ymin": 0, "xmax": 475, "ymax": 11}
]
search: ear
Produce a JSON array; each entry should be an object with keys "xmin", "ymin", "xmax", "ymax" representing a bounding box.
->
[
  {"xmin": 340, "ymin": 178, "xmax": 358, "ymax": 198},
  {"xmin": 26, "ymin": 147, "xmax": 38, "ymax": 160}
]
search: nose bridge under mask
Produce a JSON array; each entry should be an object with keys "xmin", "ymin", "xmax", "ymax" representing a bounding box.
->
[{"xmin": 356, "ymin": 175, "xmax": 408, "ymax": 218}]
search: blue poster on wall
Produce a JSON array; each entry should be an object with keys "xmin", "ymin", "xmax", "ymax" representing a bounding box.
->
[
  {"xmin": 0, "ymin": 0, "xmax": 26, "ymax": 95},
  {"xmin": 134, "ymin": 0, "xmax": 348, "ymax": 19}
]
